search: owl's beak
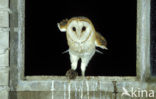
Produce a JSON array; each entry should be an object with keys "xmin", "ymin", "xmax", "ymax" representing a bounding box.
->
[{"xmin": 76, "ymin": 32, "xmax": 82, "ymax": 39}]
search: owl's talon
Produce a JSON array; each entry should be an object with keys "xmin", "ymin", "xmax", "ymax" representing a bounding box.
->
[{"xmin": 66, "ymin": 69, "xmax": 78, "ymax": 80}]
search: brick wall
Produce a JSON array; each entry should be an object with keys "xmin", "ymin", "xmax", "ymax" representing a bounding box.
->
[{"xmin": 0, "ymin": 0, "xmax": 9, "ymax": 99}]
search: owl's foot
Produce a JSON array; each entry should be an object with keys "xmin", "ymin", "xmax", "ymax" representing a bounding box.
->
[{"xmin": 66, "ymin": 69, "xmax": 78, "ymax": 80}]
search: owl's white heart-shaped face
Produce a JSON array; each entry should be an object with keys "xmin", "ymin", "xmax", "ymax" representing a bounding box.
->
[{"xmin": 67, "ymin": 20, "xmax": 93, "ymax": 43}]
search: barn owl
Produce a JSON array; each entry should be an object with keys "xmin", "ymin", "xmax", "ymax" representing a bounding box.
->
[{"xmin": 57, "ymin": 17, "xmax": 107, "ymax": 79}]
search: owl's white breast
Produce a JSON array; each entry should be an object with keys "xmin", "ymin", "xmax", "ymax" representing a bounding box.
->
[{"xmin": 67, "ymin": 31, "xmax": 96, "ymax": 57}]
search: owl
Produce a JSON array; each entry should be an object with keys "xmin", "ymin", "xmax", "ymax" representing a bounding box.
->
[{"xmin": 57, "ymin": 17, "xmax": 107, "ymax": 78}]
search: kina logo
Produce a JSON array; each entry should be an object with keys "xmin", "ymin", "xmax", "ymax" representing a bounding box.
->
[{"xmin": 121, "ymin": 87, "xmax": 155, "ymax": 98}]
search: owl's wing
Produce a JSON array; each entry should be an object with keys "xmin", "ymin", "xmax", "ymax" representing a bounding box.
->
[
  {"xmin": 57, "ymin": 19, "xmax": 68, "ymax": 32},
  {"xmin": 95, "ymin": 32, "xmax": 108, "ymax": 50}
]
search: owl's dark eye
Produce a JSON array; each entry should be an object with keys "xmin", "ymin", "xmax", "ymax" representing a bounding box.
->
[
  {"xmin": 82, "ymin": 26, "xmax": 86, "ymax": 32},
  {"xmin": 72, "ymin": 27, "xmax": 76, "ymax": 31}
]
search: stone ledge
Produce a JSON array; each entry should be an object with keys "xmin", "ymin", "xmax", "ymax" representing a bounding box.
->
[
  {"xmin": 0, "ymin": 11, "xmax": 9, "ymax": 27},
  {"xmin": 15, "ymin": 80, "xmax": 114, "ymax": 92},
  {"xmin": 10, "ymin": 91, "xmax": 114, "ymax": 99},
  {"xmin": 14, "ymin": 78, "xmax": 156, "ymax": 92},
  {"xmin": 0, "ymin": 67, "xmax": 9, "ymax": 85}
]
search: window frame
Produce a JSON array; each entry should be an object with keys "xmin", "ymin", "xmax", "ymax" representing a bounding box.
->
[{"xmin": 9, "ymin": 0, "xmax": 155, "ymax": 92}]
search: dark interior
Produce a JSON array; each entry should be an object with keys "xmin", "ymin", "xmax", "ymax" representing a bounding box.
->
[
  {"xmin": 25, "ymin": 0, "xmax": 136, "ymax": 76},
  {"xmin": 151, "ymin": 0, "xmax": 156, "ymax": 76}
]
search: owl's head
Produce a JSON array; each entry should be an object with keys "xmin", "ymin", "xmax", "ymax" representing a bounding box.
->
[{"xmin": 58, "ymin": 17, "xmax": 96, "ymax": 43}]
